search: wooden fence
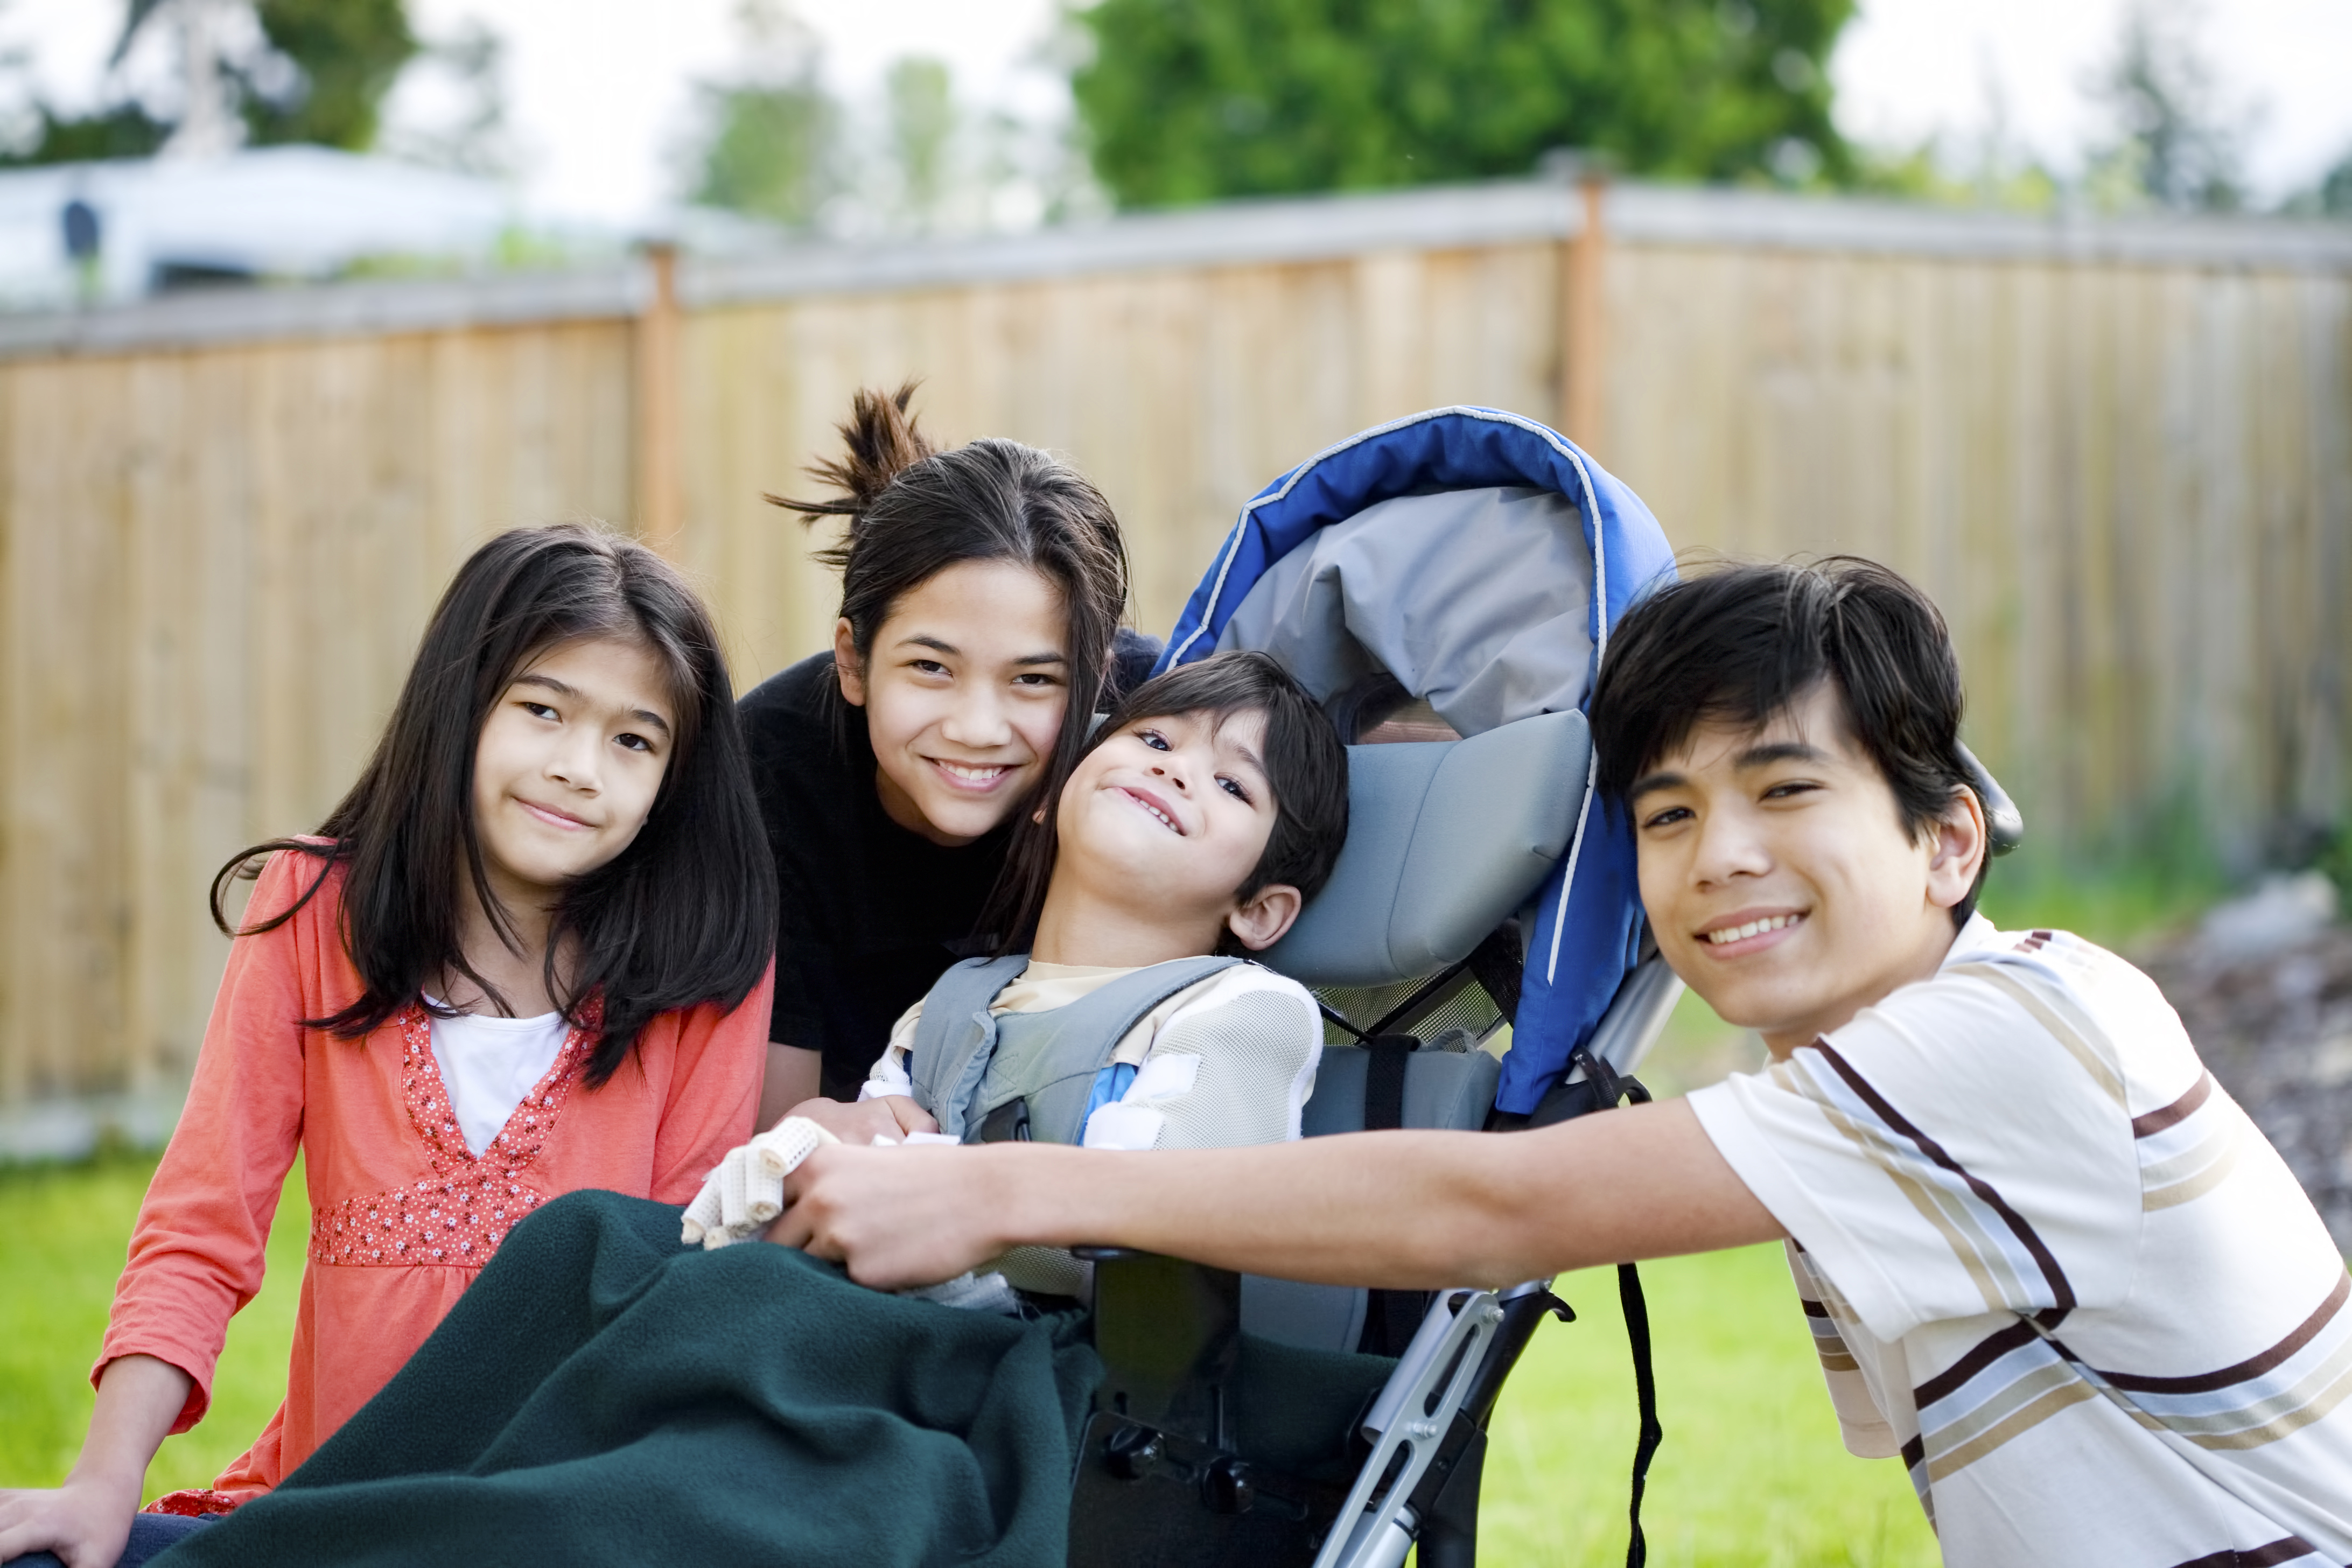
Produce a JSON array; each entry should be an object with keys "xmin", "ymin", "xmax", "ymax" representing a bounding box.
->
[{"xmin": 2, "ymin": 178, "xmax": 2347, "ymax": 1139}]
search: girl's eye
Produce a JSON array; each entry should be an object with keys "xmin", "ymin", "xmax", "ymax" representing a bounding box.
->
[
  {"xmin": 1137, "ymin": 729, "xmax": 1171, "ymax": 752},
  {"xmin": 523, "ymin": 701, "xmax": 558, "ymax": 721},
  {"xmin": 1641, "ymin": 806, "xmax": 1692, "ymax": 830},
  {"xmin": 910, "ymin": 659, "xmax": 949, "ymax": 677},
  {"xmin": 615, "ymin": 732, "xmax": 655, "ymax": 754},
  {"xmin": 1217, "ymin": 776, "xmax": 1251, "ymax": 803},
  {"xmin": 1011, "ymin": 671, "xmax": 1062, "ymax": 688},
  {"xmin": 1762, "ymin": 780, "xmax": 1819, "ymax": 801}
]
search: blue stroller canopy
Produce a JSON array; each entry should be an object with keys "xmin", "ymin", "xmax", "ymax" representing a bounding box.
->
[{"xmin": 1156, "ymin": 407, "xmax": 1677, "ymax": 1113}]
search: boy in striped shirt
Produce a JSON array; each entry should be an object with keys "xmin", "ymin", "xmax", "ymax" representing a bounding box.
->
[{"xmin": 777, "ymin": 557, "xmax": 2352, "ymax": 1566}]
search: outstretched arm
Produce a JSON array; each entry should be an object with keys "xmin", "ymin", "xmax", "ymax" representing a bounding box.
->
[{"xmin": 772, "ymin": 1096, "xmax": 1781, "ymax": 1290}]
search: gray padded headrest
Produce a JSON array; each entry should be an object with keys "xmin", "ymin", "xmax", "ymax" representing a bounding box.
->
[{"xmin": 1259, "ymin": 709, "xmax": 1590, "ymax": 987}]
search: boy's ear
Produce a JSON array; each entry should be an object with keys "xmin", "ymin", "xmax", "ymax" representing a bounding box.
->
[
  {"xmin": 832, "ymin": 619, "xmax": 867, "ymax": 707},
  {"xmin": 1226, "ymin": 883, "xmax": 1304, "ymax": 953},
  {"xmin": 1925, "ymin": 785, "xmax": 1989, "ymax": 914}
]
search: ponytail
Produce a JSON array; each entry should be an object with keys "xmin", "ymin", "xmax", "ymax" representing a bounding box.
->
[
  {"xmin": 766, "ymin": 381, "xmax": 937, "ymax": 540},
  {"xmin": 769, "ymin": 382, "xmax": 1132, "ymax": 944}
]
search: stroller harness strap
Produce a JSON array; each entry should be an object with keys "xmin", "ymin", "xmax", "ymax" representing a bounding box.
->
[{"xmin": 908, "ymin": 955, "xmax": 1242, "ymax": 1145}]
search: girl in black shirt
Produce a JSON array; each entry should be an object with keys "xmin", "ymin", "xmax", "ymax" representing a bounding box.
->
[{"xmin": 740, "ymin": 384, "xmax": 1146, "ymax": 1125}]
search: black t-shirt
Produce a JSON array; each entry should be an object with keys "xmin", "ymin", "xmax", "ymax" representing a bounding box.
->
[
  {"xmin": 740, "ymin": 652, "xmax": 1010, "ymax": 1100},
  {"xmin": 740, "ymin": 632, "xmax": 1164, "ymax": 1100}
]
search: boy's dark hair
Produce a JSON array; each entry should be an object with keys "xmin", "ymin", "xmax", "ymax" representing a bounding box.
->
[
  {"xmin": 769, "ymin": 381, "xmax": 1131, "ymax": 903},
  {"xmin": 992, "ymin": 650, "xmax": 1350, "ymax": 954},
  {"xmin": 1589, "ymin": 556, "xmax": 1989, "ymax": 928},
  {"xmin": 212, "ymin": 524, "xmax": 776, "ymax": 1087}
]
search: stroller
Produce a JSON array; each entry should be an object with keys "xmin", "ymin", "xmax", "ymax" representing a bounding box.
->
[{"xmin": 1065, "ymin": 407, "xmax": 1685, "ymax": 1568}]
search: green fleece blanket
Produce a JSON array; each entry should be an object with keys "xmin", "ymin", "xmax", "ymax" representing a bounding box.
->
[{"xmin": 162, "ymin": 1189, "xmax": 1102, "ymax": 1568}]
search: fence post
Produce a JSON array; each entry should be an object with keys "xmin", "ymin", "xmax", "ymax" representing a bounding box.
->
[
  {"xmin": 1560, "ymin": 172, "xmax": 1609, "ymax": 456},
  {"xmin": 635, "ymin": 242, "xmax": 683, "ymax": 555}
]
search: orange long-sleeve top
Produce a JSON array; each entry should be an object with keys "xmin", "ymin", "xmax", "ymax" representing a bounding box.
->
[{"xmin": 97, "ymin": 849, "xmax": 772, "ymax": 1509}]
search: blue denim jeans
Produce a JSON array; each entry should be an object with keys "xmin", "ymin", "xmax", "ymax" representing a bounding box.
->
[{"xmin": 4, "ymin": 1510, "xmax": 216, "ymax": 1567}]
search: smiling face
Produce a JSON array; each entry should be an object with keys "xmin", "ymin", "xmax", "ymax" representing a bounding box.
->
[
  {"xmin": 470, "ymin": 635, "xmax": 678, "ymax": 909},
  {"xmin": 1051, "ymin": 706, "xmax": 1299, "ymax": 952},
  {"xmin": 837, "ymin": 558, "xmax": 1070, "ymax": 848},
  {"xmin": 1630, "ymin": 682, "xmax": 1986, "ymax": 1058}
]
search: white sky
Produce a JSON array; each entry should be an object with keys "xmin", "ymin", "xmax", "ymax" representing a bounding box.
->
[{"xmin": 2, "ymin": 0, "xmax": 2347, "ymax": 227}]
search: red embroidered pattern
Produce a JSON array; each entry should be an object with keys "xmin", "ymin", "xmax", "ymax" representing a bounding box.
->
[
  {"xmin": 147, "ymin": 1488, "xmax": 240, "ymax": 1517},
  {"xmin": 309, "ymin": 1005, "xmax": 591, "ymax": 1269}
]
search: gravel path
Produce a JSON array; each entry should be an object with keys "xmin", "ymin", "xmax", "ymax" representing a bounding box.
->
[{"xmin": 2141, "ymin": 926, "xmax": 2352, "ymax": 1246}]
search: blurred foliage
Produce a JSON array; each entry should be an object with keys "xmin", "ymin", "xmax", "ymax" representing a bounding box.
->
[
  {"xmin": 241, "ymin": 0, "xmax": 417, "ymax": 151},
  {"xmin": 1, "ymin": 0, "xmax": 415, "ymax": 166},
  {"xmin": 691, "ymin": 76, "xmax": 838, "ymax": 227},
  {"xmin": 2281, "ymin": 147, "xmax": 2352, "ymax": 219},
  {"xmin": 3, "ymin": 103, "xmax": 172, "ymax": 164},
  {"xmin": 2078, "ymin": 0, "xmax": 2248, "ymax": 214},
  {"xmin": 1068, "ymin": 0, "xmax": 1857, "ymax": 208},
  {"xmin": 375, "ymin": 16, "xmax": 512, "ymax": 176},
  {"xmin": 887, "ymin": 57, "xmax": 955, "ymax": 228},
  {"xmin": 1848, "ymin": 139, "xmax": 2061, "ymax": 212},
  {"xmin": 683, "ymin": 0, "xmax": 837, "ymax": 229},
  {"xmin": 682, "ymin": 1, "xmax": 1058, "ymax": 240},
  {"xmin": 2316, "ymin": 822, "xmax": 2352, "ymax": 912},
  {"xmin": 1970, "ymin": 781, "xmax": 2232, "ymax": 955}
]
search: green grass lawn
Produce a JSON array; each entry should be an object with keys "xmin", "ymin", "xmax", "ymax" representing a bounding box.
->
[
  {"xmin": 1, "ymin": 1149, "xmax": 1934, "ymax": 1564},
  {"xmin": 1482, "ymin": 1248, "xmax": 1935, "ymax": 1567},
  {"xmin": 1, "ymin": 1153, "xmax": 310, "ymax": 1503}
]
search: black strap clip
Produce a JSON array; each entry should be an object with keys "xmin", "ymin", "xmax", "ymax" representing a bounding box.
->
[{"xmin": 976, "ymin": 1098, "xmax": 1032, "ymax": 1144}]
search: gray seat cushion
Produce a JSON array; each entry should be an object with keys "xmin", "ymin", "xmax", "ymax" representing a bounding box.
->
[{"xmin": 1261, "ymin": 710, "xmax": 1590, "ymax": 988}]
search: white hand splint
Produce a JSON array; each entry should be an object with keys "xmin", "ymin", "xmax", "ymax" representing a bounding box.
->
[
  {"xmin": 680, "ymin": 1117, "xmax": 841, "ymax": 1250},
  {"xmin": 681, "ymin": 1123, "xmax": 1019, "ymax": 1312}
]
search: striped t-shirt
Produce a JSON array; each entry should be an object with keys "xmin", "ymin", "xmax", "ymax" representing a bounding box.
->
[{"xmin": 1689, "ymin": 915, "xmax": 2352, "ymax": 1566}]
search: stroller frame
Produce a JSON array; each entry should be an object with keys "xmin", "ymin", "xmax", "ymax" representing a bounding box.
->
[
  {"xmin": 1056, "ymin": 407, "xmax": 1681, "ymax": 1567},
  {"xmin": 1063, "ymin": 946, "xmax": 1681, "ymax": 1568}
]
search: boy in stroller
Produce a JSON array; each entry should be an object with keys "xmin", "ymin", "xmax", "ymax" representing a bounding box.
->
[{"xmin": 684, "ymin": 648, "xmax": 1348, "ymax": 1287}]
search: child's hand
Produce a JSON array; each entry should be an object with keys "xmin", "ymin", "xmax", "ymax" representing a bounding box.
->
[
  {"xmin": 786, "ymin": 1095, "xmax": 941, "ymax": 1146},
  {"xmin": 0, "ymin": 1475, "xmax": 139, "ymax": 1568},
  {"xmin": 681, "ymin": 1118, "xmax": 841, "ymax": 1249}
]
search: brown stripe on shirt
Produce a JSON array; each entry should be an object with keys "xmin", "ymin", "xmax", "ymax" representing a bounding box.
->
[
  {"xmin": 2099, "ymin": 1273, "xmax": 2350, "ymax": 1395},
  {"xmin": 1915, "ymin": 1319, "xmax": 2046, "ymax": 1409},
  {"xmin": 1810, "ymin": 1038, "xmax": 2078, "ymax": 1316},
  {"xmin": 2164, "ymin": 1536, "xmax": 2322, "ymax": 1568},
  {"xmin": 2134, "ymin": 1073, "xmax": 2216, "ymax": 1139}
]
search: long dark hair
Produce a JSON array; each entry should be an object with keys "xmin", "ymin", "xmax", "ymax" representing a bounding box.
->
[
  {"xmin": 991, "ymin": 652, "xmax": 1352, "ymax": 955},
  {"xmin": 769, "ymin": 382, "xmax": 1131, "ymax": 935},
  {"xmin": 211, "ymin": 524, "xmax": 777, "ymax": 1086}
]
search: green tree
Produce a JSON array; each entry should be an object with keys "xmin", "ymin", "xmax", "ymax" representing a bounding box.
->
[
  {"xmin": 887, "ymin": 56, "xmax": 954, "ymax": 225},
  {"xmin": 2081, "ymin": 0, "xmax": 2246, "ymax": 212},
  {"xmin": 684, "ymin": 1, "xmax": 838, "ymax": 228},
  {"xmin": 1069, "ymin": 0, "xmax": 1856, "ymax": 207},
  {"xmin": 242, "ymin": 0, "xmax": 418, "ymax": 150},
  {"xmin": 1, "ymin": 0, "xmax": 416, "ymax": 166},
  {"xmin": 691, "ymin": 77, "xmax": 838, "ymax": 225}
]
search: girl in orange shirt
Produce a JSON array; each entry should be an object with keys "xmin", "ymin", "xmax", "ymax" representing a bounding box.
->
[{"xmin": 0, "ymin": 525, "xmax": 775, "ymax": 1568}]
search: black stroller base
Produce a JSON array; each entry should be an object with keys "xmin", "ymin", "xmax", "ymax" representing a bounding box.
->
[{"xmin": 1068, "ymin": 1412, "xmax": 1349, "ymax": 1566}]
